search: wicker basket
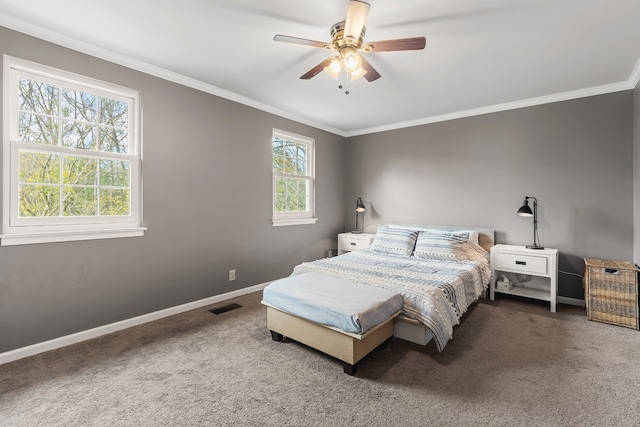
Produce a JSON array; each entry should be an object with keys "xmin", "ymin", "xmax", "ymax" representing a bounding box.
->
[{"xmin": 584, "ymin": 258, "xmax": 639, "ymax": 330}]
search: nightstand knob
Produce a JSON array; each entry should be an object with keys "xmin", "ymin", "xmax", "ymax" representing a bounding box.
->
[
  {"xmin": 350, "ymin": 242, "xmax": 356, "ymax": 246},
  {"xmin": 515, "ymin": 260, "xmax": 526, "ymax": 265}
]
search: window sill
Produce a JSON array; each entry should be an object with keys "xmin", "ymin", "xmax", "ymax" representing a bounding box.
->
[
  {"xmin": 0, "ymin": 227, "xmax": 147, "ymax": 246},
  {"xmin": 272, "ymin": 217, "xmax": 318, "ymax": 227}
]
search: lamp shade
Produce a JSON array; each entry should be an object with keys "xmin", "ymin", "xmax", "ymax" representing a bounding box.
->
[
  {"xmin": 517, "ymin": 199, "xmax": 533, "ymax": 217},
  {"xmin": 342, "ymin": 49, "xmax": 362, "ymax": 73},
  {"xmin": 324, "ymin": 56, "xmax": 341, "ymax": 80},
  {"xmin": 349, "ymin": 66, "xmax": 367, "ymax": 81},
  {"xmin": 355, "ymin": 197, "xmax": 365, "ymax": 212}
]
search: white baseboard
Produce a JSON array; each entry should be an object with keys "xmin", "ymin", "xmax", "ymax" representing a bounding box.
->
[
  {"xmin": 0, "ymin": 282, "xmax": 271, "ymax": 366},
  {"xmin": 0, "ymin": 284, "xmax": 587, "ymax": 366},
  {"xmin": 558, "ymin": 296, "xmax": 585, "ymax": 307}
]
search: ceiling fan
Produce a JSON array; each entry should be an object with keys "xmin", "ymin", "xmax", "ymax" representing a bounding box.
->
[{"xmin": 274, "ymin": 0, "xmax": 426, "ymax": 84}]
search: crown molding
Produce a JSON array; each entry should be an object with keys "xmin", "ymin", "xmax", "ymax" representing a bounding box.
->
[
  {"xmin": 1, "ymin": 14, "xmax": 637, "ymax": 139},
  {"xmin": 347, "ymin": 79, "xmax": 635, "ymax": 137},
  {"xmin": 0, "ymin": 15, "xmax": 346, "ymax": 137}
]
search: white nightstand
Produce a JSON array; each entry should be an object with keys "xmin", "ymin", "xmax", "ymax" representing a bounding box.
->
[
  {"xmin": 490, "ymin": 244, "xmax": 559, "ymax": 312},
  {"xmin": 337, "ymin": 232, "xmax": 375, "ymax": 255}
]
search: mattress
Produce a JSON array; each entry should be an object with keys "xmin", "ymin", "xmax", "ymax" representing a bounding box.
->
[{"xmin": 262, "ymin": 272, "xmax": 404, "ymax": 334}]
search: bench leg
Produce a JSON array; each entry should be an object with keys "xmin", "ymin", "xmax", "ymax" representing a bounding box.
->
[
  {"xmin": 342, "ymin": 362, "xmax": 357, "ymax": 376},
  {"xmin": 270, "ymin": 330, "xmax": 284, "ymax": 342}
]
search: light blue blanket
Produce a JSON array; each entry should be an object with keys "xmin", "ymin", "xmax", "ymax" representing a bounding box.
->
[{"xmin": 263, "ymin": 272, "xmax": 403, "ymax": 334}]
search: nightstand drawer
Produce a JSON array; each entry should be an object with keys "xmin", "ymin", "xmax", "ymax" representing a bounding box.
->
[
  {"xmin": 338, "ymin": 235, "xmax": 371, "ymax": 251},
  {"xmin": 494, "ymin": 252, "xmax": 548, "ymax": 275}
]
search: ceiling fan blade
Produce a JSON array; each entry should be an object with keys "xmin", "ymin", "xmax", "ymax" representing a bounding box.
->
[
  {"xmin": 360, "ymin": 56, "xmax": 381, "ymax": 82},
  {"xmin": 300, "ymin": 58, "xmax": 333, "ymax": 80},
  {"xmin": 344, "ymin": 0, "xmax": 370, "ymax": 43},
  {"xmin": 273, "ymin": 34, "xmax": 332, "ymax": 49},
  {"xmin": 364, "ymin": 37, "xmax": 426, "ymax": 52}
]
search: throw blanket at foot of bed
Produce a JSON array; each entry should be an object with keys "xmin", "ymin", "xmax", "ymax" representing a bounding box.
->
[{"xmin": 262, "ymin": 273, "xmax": 403, "ymax": 375}]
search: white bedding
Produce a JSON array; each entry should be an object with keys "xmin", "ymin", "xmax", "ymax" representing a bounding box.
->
[
  {"xmin": 263, "ymin": 272, "xmax": 403, "ymax": 334},
  {"xmin": 291, "ymin": 249, "xmax": 492, "ymax": 351}
]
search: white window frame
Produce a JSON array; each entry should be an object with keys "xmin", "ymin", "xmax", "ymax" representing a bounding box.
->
[
  {"xmin": 2, "ymin": 56, "xmax": 145, "ymax": 245},
  {"xmin": 272, "ymin": 129, "xmax": 317, "ymax": 227}
]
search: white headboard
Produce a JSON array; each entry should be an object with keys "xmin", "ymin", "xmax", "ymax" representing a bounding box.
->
[{"xmin": 388, "ymin": 224, "xmax": 495, "ymax": 253}]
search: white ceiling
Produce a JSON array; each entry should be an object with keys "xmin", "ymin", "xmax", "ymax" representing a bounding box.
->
[{"xmin": 1, "ymin": 0, "xmax": 639, "ymax": 136}]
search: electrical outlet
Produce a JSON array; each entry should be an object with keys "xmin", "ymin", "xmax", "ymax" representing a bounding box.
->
[{"xmin": 229, "ymin": 269, "xmax": 235, "ymax": 281}]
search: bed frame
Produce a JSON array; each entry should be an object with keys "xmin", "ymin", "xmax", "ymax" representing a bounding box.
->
[{"xmin": 265, "ymin": 225, "xmax": 495, "ymax": 373}]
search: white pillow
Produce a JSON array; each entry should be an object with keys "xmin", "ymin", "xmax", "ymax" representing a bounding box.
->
[
  {"xmin": 387, "ymin": 224, "xmax": 480, "ymax": 245},
  {"xmin": 368, "ymin": 225, "xmax": 418, "ymax": 257},
  {"xmin": 414, "ymin": 234, "xmax": 466, "ymax": 261}
]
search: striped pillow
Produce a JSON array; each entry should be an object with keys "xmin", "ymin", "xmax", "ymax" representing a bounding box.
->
[
  {"xmin": 368, "ymin": 226, "xmax": 418, "ymax": 257},
  {"xmin": 413, "ymin": 231, "xmax": 487, "ymax": 261},
  {"xmin": 388, "ymin": 224, "xmax": 480, "ymax": 245}
]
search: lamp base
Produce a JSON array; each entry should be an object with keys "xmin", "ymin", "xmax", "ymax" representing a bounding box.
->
[
  {"xmin": 526, "ymin": 244, "xmax": 545, "ymax": 250},
  {"xmin": 351, "ymin": 230, "xmax": 363, "ymax": 234}
]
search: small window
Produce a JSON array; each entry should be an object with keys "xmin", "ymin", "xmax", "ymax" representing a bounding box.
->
[
  {"xmin": 272, "ymin": 129, "xmax": 317, "ymax": 226},
  {"xmin": 2, "ymin": 56, "xmax": 145, "ymax": 245}
]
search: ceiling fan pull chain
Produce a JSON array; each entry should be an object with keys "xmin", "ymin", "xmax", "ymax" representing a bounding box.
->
[{"xmin": 338, "ymin": 70, "xmax": 351, "ymax": 95}]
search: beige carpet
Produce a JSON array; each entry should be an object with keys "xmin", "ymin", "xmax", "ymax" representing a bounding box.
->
[{"xmin": 1, "ymin": 291, "xmax": 639, "ymax": 426}]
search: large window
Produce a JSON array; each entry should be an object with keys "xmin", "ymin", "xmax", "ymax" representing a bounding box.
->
[
  {"xmin": 272, "ymin": 129, "xmax": 317, "ymax": 226},
  {"xmin": 2, "ymin": 56, "xmax": 145, "ymax": 245}
]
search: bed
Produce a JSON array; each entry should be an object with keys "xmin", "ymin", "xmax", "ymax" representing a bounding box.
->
[{"xmin": 262, "ymin": 224, "xmax": 494, "ymax": 374}]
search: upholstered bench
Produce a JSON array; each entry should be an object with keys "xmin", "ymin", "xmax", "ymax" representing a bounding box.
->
[{"xmin": 262, "ymin": 273, "xmax": 403, "ymax": 375}]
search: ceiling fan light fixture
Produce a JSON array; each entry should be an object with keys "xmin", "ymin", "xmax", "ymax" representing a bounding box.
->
[
  {"xmin": 324, "ymin": 57, "xmax": 341, "ymax": 79},
  {"xmin": 349, "ymin": 66, "xmax": 367, "ymax": 81},
  {"xmin": 342, "ymin": 50, "xmax": 362, "ymax": 73}
]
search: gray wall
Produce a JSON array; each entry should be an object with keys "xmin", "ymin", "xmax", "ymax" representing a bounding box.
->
[
  {"xmin": 0, "ymin": 27, "xmax": 346, "ymax": 353},
  {"xmin": 345, "ymin": 92, "xmax": 634, "ymax": 300},
  {"xmin": 1, "ymin": 24, "xmax": 637, "ymax": 354}
]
